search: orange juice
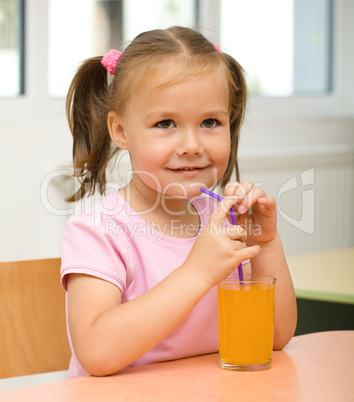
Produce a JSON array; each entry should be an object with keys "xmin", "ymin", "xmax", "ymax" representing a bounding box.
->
[{"xmin": 218, "ymin": 275, "xmax": 275, "ymax": 370}]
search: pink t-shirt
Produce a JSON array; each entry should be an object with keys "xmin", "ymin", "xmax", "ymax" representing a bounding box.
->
[{"xmin": 61, "ymin": 191, "xmax": 238, "ymax": 378}]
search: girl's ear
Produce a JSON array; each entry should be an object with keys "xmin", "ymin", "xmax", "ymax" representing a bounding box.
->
[{"xmin": 108, "ymin": 111, "xmax": 129, "ymax": 150}]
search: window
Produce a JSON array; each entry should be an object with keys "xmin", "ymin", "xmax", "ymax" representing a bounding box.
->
[
  {"xmin": 0, "ymin": 0, "xmax": 335, "ymax": 98},
  {"xmin": 48, "ymin": 0, "xmax": 197, "ymax": 97},
  {"xmin": 48, "ymin": 0, "xmax": 125, "ymax": 97},
  {"xmin": 220, "ymin": 0, "xmax": 333, "ymax": 96},
  {"xmin": 0, "ymin": 0, "xmax": 353, "ymax": 119},
  {"xmin": 0, "ymin": 0, "xmax": 24, "ymax": 97}
]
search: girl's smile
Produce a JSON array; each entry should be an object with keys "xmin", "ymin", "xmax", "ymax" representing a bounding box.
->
[
  {"xmin": 166, "ymin": 166, "xmax": 209, "ymax": 176},
  {"xmin": 108, "ymin": 68, "xmax": 231, "ymax": 203},
  {"xmin": 64, "ymin": 27, "xmax": 297, "ymax": 378}
]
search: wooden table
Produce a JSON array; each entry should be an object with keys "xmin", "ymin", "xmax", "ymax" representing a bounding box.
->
[
  {"xmin": 1, "ymin": 331, "xmax": 353, "ymax": 401},
  {"xmin": 287, "ymin": 248, "xmax": 354, "ymax": 304}
]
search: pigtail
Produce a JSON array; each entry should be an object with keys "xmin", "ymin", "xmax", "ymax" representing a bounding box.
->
[
  {"xmin": 66, "ymin": 57, "xmax": 117, "ymax": 202},
  {"xmin": 219, "ymin": 54, "xmax": 248, "ymax": 188}
]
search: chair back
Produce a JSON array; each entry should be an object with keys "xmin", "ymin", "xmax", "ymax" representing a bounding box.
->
[{"xmin": 0, "ymin": 258, "xmax": 71, "ymax": 378}]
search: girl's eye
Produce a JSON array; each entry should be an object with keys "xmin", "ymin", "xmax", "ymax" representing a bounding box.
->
[
  {"xmin": 202, "ymin": 119, "xmax": 218, "ymax": 128},
  {"xmin": 156, "ymin": 120, "xmax": 175, "ymax": 129}
]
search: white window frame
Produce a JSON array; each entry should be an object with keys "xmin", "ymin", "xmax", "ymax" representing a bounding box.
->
[
  {"xmin": 248, "ymin": 0, "xmax": 354, "ymax": 119},
  {"xmin": 0, "ymin": 0, "xmax": 353, "ymax": 122},
  {"xmin": 0, "ymin": 0, "xmax": 65, "ymax": 121}
]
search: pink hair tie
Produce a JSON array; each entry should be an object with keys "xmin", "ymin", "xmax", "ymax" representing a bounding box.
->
[
  {"xmin": 213, "ymin": 44, "xmax": 221, "ymax": 52},
  {"xmin": 101, "ymin": 49, "xmax": 122, "ymax": 75}
]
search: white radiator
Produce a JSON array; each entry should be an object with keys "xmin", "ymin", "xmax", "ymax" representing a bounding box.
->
[
  {"xmin": 48, "ymin": 146, "xmax": 354, "ymax": 258},
  {"xmin": 238, "ymin": 145, "xmax": 354, "ymax": 256}
]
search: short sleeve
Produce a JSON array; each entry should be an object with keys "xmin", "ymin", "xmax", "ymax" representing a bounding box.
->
[{"xmin": 60, "ymin": 213, "xmax": 132, "ymax": 293}]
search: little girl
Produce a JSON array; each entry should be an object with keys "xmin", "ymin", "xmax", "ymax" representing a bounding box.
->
[{"xmin": 61, "ymin": 26, "xmax": 297, "ymax": 378}]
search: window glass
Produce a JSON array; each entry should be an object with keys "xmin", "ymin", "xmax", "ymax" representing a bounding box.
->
[
  {"xmin": 48, "ymin": 0, "xmax": 196, "ymax": 97},
  {"xmin": 123, "ymin": 0, "xmax": 196, "ymax": 42},
  {"xmin": 220, "ymin": 0, "xmax": 332, "ymax": 96},
  {"xmin": 48, "ymin": 0, "xmax": 123, "ymax": 97},
  {"xmin": 0, "ymin": 0, "xmax": 23, "ymax": 97}
]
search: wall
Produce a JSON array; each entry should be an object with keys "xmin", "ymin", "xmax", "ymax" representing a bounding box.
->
[
  {"xmin": 1, "ymin": 0, "xmax": 354, "ymax": 262},
  {"xmin": 0, "ymin": 117, "xmax": 72, "ymax": 262},
  {"xmin": 1, "ymin": 113, "xmax": 353, "ymax": 262}
]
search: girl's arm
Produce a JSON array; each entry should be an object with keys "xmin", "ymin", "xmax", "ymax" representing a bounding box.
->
[
  {"xmin": 248, "ymin": 232, "xmax": 297, "ymax": 349},
  {"xmin": 224, "ymin": 182, "xmax": 297, "ymax": 349},
  {"xmin": 67, "ymin": 266, "xmax": 210, "ymax": 376},
  {"xmin": 67, "ymin": 197, "xmax": 260, "ymax": 376}
]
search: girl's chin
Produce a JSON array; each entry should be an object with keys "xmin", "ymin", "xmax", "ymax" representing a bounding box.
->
[
  {"xmin": 162, "ymin": 187, "xmax": 213, "ymax": 200},
  {"xmin": 130, "ymin": 175, "xmax": 218, "ymax": 199}
]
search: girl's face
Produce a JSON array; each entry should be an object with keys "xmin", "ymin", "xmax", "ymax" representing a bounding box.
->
[{"xmin": 109, "ymin": 68, "xmax": 231, "ymax": 201}]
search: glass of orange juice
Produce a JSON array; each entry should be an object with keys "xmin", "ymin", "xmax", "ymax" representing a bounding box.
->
[{"xmin": 218, "ymin": 274, "xmax": 276, "ymax": 371}]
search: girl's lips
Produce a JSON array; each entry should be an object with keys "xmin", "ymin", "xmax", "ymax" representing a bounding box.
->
[
  {"xmin": 174, "ymin": 167, "xmax": 203, "ymax": 171},
  {"xmin": 167, "ymin": 166, "xmax": 208, "ymax": 177}
]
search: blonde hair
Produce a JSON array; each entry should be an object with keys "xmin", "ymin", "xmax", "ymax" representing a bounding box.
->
[{"xmin": 66, "ymin": 26, "xmax": 247, "ymax": 202}]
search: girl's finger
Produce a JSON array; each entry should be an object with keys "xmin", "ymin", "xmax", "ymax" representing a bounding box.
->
[
  {"xmin": 210, "ymin": 196, "xmax": 239, "ymax": 227},
  {"xmin": 234, "ymin": 244, "xmax": 261, "ymax": 262},
  {"xmin": 225, "ymin": 180, "xmax": 250, "ymax": 199},
  {"xmin": 237, "ymin": 186, "xmax": 266, "ymax": 214},
  {"xmin": 224, "ymin": 181, "xmax": 239, "ymax": 197},
  {"xmin": 224, "ymin": 180, "xmax": 256, "ymax": 206},
  {"xmin": 257, "ymin": 195, "xmax": 276, "ymax": 209},
  {"xmin": 226, "ymin": 225, "xmax": 247, "ymax": 242}
]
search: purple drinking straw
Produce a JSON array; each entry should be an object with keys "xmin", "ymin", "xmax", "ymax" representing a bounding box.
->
[{"xmin": 200, "ymin": 187, "xmax": 244, "ymax": 282}]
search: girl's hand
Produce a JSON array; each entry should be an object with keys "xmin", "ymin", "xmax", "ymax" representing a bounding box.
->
[
  {"xmin": 224, "ymin": 180, "xmax": 278, "ymax": 246},
  {"xmin": 184, "ymin": 197, "xmax": 260, "ymax": 288}
]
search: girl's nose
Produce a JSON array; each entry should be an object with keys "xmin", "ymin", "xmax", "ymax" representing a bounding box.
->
[{"xmin": 176, "ymin": 128, "xmax": 204, "ymax": 156}]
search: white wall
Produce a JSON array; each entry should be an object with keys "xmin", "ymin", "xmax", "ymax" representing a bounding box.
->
[
  {"xmin": 1, "ymin": 114, "xmax": 352, "ymax": 262},
  {"xmin": 1, "ymin": 0, "xmax": 353, "ymax": 262},
  {"xmin": 0, "ymin": 118, "xmax": 72, "ymax": 261}
]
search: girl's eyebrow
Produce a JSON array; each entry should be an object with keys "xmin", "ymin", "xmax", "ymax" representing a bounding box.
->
[
  {"xmin": 145, "ymin": 109, "xmax": 229, "ymax": 121},
  {"xmin": 145, "ymin": 111, "xmax": 177, "ymax": 121}
]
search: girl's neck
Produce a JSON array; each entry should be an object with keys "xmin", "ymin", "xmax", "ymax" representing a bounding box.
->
[
  {"xmin": 119, "ymin": 182, "xmax": 200, "ymax": 239},
  {"xmin": 121, "ymin": 180, "xmax": 191, "ymax": 214}
]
